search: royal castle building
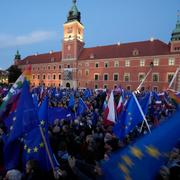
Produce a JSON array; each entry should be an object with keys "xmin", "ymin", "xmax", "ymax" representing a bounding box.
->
[{"xmin": 14, "ymin": 0, "xmax": 180, "ymax": 91}]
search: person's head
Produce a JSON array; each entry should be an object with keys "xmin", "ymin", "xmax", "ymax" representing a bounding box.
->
[
  {"xmin": 5, "ymin": 169, "xmax": 22, "ymax": 180},
  {"xmin": 25, "ymin": 160, "xmax": 39, "ymax": 174},
  {"xmin": 159, "ymin": 166, "xmax": 169, "ymax": 179},
  {"xmin": 169, "ymin": 147, "xmax": 179, "ymax": 160}
]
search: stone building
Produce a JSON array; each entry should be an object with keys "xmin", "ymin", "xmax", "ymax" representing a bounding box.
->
[{"xmin": 15, "ymin": 0, "xmax": 180, "ymax": 91}]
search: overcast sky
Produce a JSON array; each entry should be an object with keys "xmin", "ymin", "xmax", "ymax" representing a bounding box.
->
[{"xmin": 0, "ymin": 0, "xmax": 179, "ymax": 69}]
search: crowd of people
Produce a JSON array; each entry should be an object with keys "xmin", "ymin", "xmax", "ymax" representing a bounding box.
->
[{"xmin": 0, "ymin": 84, "xmax": 179, "ymax": 179}]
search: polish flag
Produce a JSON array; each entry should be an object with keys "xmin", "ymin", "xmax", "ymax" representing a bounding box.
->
[
  {"xmin": 104, "ymin": 91, "xmax": 116, "ymax": 125},
  {"xmin": 117, "ymin": 95, "xmax": 123, "ymax": 113}
]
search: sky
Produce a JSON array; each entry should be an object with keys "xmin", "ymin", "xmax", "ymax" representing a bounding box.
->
[{"xmin": 0, "ymin": 0, "xmax": 179, "ymax": 70}]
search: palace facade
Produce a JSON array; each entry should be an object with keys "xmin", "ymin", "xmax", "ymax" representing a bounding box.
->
[{"xmin": 14, "ymin": 0, "xmax": 180, "ymax": 91}]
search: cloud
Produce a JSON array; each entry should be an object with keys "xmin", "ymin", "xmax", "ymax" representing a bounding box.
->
[{"xmin": 0, "ymin": 30, "xmax": 58, "ymax": 48}]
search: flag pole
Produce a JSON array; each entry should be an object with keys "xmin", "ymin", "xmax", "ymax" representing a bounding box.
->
[
  {"xmin": 39, "ymin": 126, "xmax": 62, "ymax": 176},
  {"xmin": 135, "ymin": 63, "xmax": 153, "ymax": 92},
  {"xmin": 168, "ymin": 68, "xmax": 180, "ymax": 90},
  {"xmin": 132, "ymin": 92, "xmax": 151, "ymax": 133}
]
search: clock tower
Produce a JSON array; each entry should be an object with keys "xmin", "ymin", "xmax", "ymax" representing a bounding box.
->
[{"xmin": 62, "ymin": 0, "xmax": 84, "ymax": 60}]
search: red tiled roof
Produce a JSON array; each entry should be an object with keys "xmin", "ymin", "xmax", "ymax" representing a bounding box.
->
[
  {"xmin": 18, "ymin": 51, "xmax": 62, "ymax": 65},
  {"xmin": 19, "ymin": 39, "xmax": 171, "ymax": 65},
  {"xmin": 78, "ymin": 39, "xmax": 171, "ymax": 60}
]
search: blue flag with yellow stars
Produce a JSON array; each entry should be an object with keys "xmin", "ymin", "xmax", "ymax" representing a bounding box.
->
[
  {"xmin": 138, "ymin": 92, "xmax": 151, "ymax": 115},
  {"xmin": 102, "ymin": 109, "xmax": 180, "ymax": 180},
  {"xmin": 22, "ymin": 125, "xmax": 57, "ymax": 172},
  {"xmin": 3, "ymin": 80, "xmax": 38, "ymax": 170},
  {"xmin": 38, "ymin": 96, "xmax": 48, "ymax": 133},
  {"xmin": 113, "ymin": 93, "xmax": 144, "ymax": 140},
  {"xmin": 77, "ymin": 98, "xmax": 88, "ymax": 116},
  {"xmin": 7, "ymin": 80, "xmax": 38, "ymax": 143}
]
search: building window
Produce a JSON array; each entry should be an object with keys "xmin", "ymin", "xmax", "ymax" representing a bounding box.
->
[
  {"xmin": 167, "ymin": 73, "xmax": 174, "ymax": 83},
  {"xmin": 114, "ymin": 61, "xmax": 119, "ymax": 67},
  {"xmin": 59, "ymin": 74, "xmax": 61, "ymax": 80},
  {"xmin": 153, "ymin": 86, "xmax": 158, "ymax": 92},
  {"xmin": 95, "ymin": 62, "xmax": 99, "ymax": 68},
  {"xmin": 85, "ymin": 69, "xmax": 89, "ymax": 76},
  {"xmin": 152, "ymin": 73, "xmax": 159, "ymax": 82},
  {"xmin": 153, "ymin": 58, "xmax": 159, "ymax": 66},
  {"xmin": 43, "ymin": 74, "xmax": 46, "ymax": 80},
  {"xmin": 124, "ymin": 73, "xmax": 130, "ymax": 82},
  {"xmin": 140, "ymin": 59, "xmax": 145, "ymax": 67},
  {"xmin": 95, "ymin": 84, "xmax": 98, "ymax": 89},
  {"xmin": 53, "ymin": 74, "xmax": 56, "ymax": 80},
  {"xmin": 54, "ymin": 66, "xmax": 56, "ymax": 70},
  {"xmin": 94, "ymin": 74, "xmax": 99, "ymax": 81},
  {"xmin": 168, "ymin": 58, "xmax": 175, "ymax": 66},
  {"xmin": 37, "ymin": 67, "xmax": 40, "ymax": 71},
  {"xmin": 78, "ymin": 70, "xmax": 82, "ymax": 77},
  {"xmin": 127, "ymin": 86, "xmax": 131, "ymax": 90},
  {"xmin": 138, "ymin": 73, "xmax": 145, "ymax": 82},
  {"xmin": 48, "ymin": 74, "xmax": 51, "ymax": 80},
  {"xmin": 67, "ymin": 65, "xmax": 70, "ymax": 68},
  {"xmin": 104, "ymin": 62, "xmax": 109, "ymax": 68},
  {"xmin": 59, "ymin": 65, "xmax": 61, "ymax": 69},
  {"xmin": 48, "ymin": 65, "xmax": 50, "ymax": 70},
  {"xmin": 32, "ymin": 75, "xmax": 35, "ymax": 79},
  {"xmin": 114, "ymin": 74, "xmax": 119, "ymax": 81},
  {"xmin": 37, "ymin": 75, "xmax": 40, "ymax": 79},
  {"xmin": 125, "ymin": 60, "xmax": 130, "ymax": 67},
  {"xmin": 104, "ymin": 85, "xmax": 107, "ymax": 89},
  {"xmin": 132, "ymin": 49, "xmax": 139, "ymax": 56},
  {"xmin": 104, "ymin": 74, "xmax": 108, "ymax": 81},
  {"xmin": 85, "ymin": 62, "xmax": 89, "ymax": 67}
]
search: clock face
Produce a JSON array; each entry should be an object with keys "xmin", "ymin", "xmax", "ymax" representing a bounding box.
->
[
  {"xmin": 67, "ymin": 45, "xmax": 71, "ymax": 51},
  {"xmin": 67, "ymin": 27, "xmax": 73, "ymax": 34}
]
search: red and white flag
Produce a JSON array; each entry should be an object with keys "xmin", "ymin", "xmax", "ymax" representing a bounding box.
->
[
  {"xmin": 104, "ymin": 91, "xmax": 116, "ymax": 125},
  {"xmin": 117, "ymin": 95, "xmax": 123, "ymax": 113}
]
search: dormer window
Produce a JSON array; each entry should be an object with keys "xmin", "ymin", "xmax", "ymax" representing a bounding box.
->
[
  {"xmin": 132, "ymin": 49, "xmax": 139, "ymax": 56},
  {"xmin": 90, "ymin": 53, "xmax": 94, "ymax": 59}
]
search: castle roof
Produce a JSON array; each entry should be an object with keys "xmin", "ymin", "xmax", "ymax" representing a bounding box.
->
[{"xmin": 19, "ymin": 39, "xmax": 173, "ymax": 65}]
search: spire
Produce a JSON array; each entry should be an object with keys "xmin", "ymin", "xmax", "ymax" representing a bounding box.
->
[
  {"xmin": 67, "ymin": 0, "xmax": 81, "ymax": 23},
  {"xmin": 15, "ymin": 50, "xmax": 21, "ymax": 60},
  {"xmin": 171, "ymin": 10, "xmax": 180, "ymax": 41}
]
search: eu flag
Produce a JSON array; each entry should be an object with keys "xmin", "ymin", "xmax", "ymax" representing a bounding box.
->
[
  {"xmin": 102, "ymin": 109, "xmax": 180, "ymax": 180},
  {"xmin": 138, "ymin": 92, "xmax": 151, "ymax": 115},
  {"xmin": 7, "ymin": 80, "xmax": 38, "ymax": 143},
  {"xmin": 113, "ymin": 93, "xmax": 144, "ymax": 140},
  {"xmin": 38, "ymin": 96, "xmax": 49, "ymax": 133},
  {"xmin": 3, "ymin": 80, "xmax": 38, "ymax": 170},
  {"xmin": 68, "ymin": 93, "xmax": 75, "ymax": 109},
  {"xmin": 77, "ymin": 98, "xmax": 88, "ymax": 116},
  {"xmin": 22, "ymin": 126, "xmax": 57, "ymax": 171}
]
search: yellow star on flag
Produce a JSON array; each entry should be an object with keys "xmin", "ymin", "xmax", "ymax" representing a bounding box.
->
[
  {"xmin": 40, "ymin": 120, "xmax": 45, "ymax": 126},
  {"xmin": 145, "ymin": 145, "xmax": 160, "ymax": 159},
  {"xmin": 24, "ymin": 144, "xmax": 27, "ymax": 150},
  {"xmin": 33, "ymin": 147, "xmax": 38, "ymax": 152},
  {"xmin": 130, "ymin": 146, "xmax": 143, "ymax": 159},
  {"xmin": 118, "ymin": 163, "xmax": 129, "ymax": 175},
  {"xmin": 13, "ymin": 117, "xmax": 16, "ymax": 121},
  {"xmin": 122, "ymin": 155, "xmax": 134, "ymax": 167},
  {"xmin": 39, "ymin": 142, "xmax": 44, "ymax": 148},
  {"xmin": 27, "ymin": 148, "xmax": 31, "ymax": 154},
  {"xmin": 125, "ymin": 175, "xmax": 132, "ymax": 180}
]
